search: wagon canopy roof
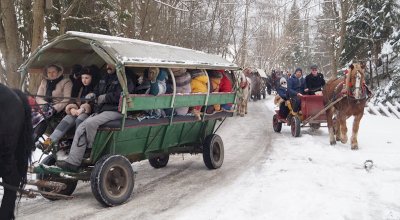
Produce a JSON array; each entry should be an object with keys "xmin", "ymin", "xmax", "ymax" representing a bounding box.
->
[
  {"xmin": 257, "ymin": 68, "xmax": 267, "ymax": 78},
  {"xmin": 19, "ymin": 31, "xmax": 239, "ymax": 72}
]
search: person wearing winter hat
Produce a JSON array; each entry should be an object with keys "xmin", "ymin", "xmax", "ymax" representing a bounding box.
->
[
  {"xmin": 69, "ymin": 64, "xmax": 83, "ymax": 98},
  {"xmin": 276, "ymin": 77, "xmax": 289, "ymax": 118},
  {"xmin": 33, "ymin": 64, "xmax": 72, "ymax": 142},
  {"xmin": 287, "ymin": 67, "xmax": 306, "ymax": 113},
  {"xmin": 41, "ymin": 66, "xmax": 98, "ymax": 151},
  {"xmin": 305, "ymin": 64, "xmax": 325, "ymax": 95},
  {"xmin": 56, "ymin": 63, "xmax": 134, "ymax": 172}
]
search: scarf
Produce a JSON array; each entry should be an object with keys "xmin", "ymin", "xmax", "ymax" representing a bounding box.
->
[{"xmin": 45, "ymin": 75, "xmax": 64, "ymax": 102}]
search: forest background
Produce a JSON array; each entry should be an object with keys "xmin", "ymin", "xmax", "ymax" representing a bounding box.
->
[{"xmin": 0, "ymin": 0, "xmax": 399, "ymax": 102}]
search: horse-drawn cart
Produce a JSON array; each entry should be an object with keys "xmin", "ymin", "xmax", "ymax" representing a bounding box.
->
[
  {"xmin": 19, "ymin": 31, "xmax": 240, "ymax": 206},
  {"xmin": 272, "ymin": 95, "xmax": 329, "ymax": 137}
]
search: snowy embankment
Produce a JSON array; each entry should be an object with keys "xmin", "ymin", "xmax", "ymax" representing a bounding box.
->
[{"xmin": 173, "ymin": 101, "xmax": 400, "ymax": 220}]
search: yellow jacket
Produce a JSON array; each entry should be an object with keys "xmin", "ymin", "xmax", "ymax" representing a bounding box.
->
[{"xmin": 191, "ymin": 75, "xmax": 208, "ymax": 93}]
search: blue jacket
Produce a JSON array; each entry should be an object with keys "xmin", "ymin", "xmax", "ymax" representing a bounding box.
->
[
  {"xmin": 287, "ymin": 75, "xmax": 306, "ymax": 97},
  {"xmin": 277, "ymin": 86, "xmax": 288, "ymax": 100}
]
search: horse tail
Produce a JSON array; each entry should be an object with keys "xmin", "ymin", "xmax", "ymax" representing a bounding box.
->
[{"xmin": 12, "ymin": 89, "xmax": 33, "ymax": 188}]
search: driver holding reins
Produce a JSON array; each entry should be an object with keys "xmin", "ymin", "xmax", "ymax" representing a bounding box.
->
[{"xmin": 305, "ymin": 64, "xmax": 326, "ymax": 95}]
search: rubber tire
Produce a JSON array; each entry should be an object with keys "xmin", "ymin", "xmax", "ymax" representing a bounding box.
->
[
  {"xmin": 38, "ymin": 155, "xmax": 78, "ymax": 200},
  {"xmin": 148, "ymin": 154, "xmax": 169, "ymax": 168},
  {"xmin": 273, "ymin": 114, "xmax": 282, "ymax": 132},
  {"xmin": 291, "ymin": 116, "xmax": 301, "ymax": 137},
  {"xmin": 90, "ymin": 154, "xmax": 134, "ymax": 207},
  {"xmin": 203, "ymin": 134, "xmax": 224, "ymax": 169}
]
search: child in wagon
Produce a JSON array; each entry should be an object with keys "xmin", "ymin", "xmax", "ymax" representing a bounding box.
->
[{"xmin": 41, "ymin": 65, "xmax": 98, "ymax": 151}]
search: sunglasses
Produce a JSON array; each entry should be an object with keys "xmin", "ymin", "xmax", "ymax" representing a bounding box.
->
[
  {"xmin": 312, "ymin": 69, "xmax": 318, "ymax": 71},
  {"xmin": 281, "ymin": 82, "xmax": 287, "ymax": 85}
]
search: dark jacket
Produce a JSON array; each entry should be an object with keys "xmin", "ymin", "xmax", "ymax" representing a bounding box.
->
[
  {"xmin": 277, "ymin": 86, "xmax": 288, "ymax": 100},
  {"xmin": 305, "ymin": 73, "xmax": 325, "ymax": 95},
  {"xmin": 287, "ymin": 75, "xmax": 306, "ymax": 97},
  {"xmin": 94, "ymin": 73, "xmax": 133, "ymax": 113}
]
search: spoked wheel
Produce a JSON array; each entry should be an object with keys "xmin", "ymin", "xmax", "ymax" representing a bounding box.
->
[
  {"xmin": 291, "ymin": 116, "xmax": 301, "ymax": 137},
  {"xmin": 148, "ymin": 154, "xmax": 169, "ymax": 168},
  {"xmin": 91, "ymin": 154, "xmax": 134, "ymax": 206},
  {"xmin": 273, "ymin": 114, "xmax": 282, "ymax": 132},
  {"xmin": 203, "ymin": 134, "xmax": 224, "ymax": 169},
  {"xmin": 38, "ymin": 155, "xmax": 78, "ymax": 200}
]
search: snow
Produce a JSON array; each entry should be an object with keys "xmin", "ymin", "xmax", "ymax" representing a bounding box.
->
[
  {"xmin": 4, "ymin": 99, "xmax": 400, "ymax": 219},
  {"xmin": 171, "ymin": 101, "xmax": 400, "ymax": 220}
]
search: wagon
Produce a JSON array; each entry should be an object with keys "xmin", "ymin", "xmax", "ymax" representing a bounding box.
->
[
  {"xmin": 19, "ymin": 31, "xmax": 240, "ymax": 206},
  {"xmin": 272, "ymin": 95, "xmax": 328, "ymax": 137}
]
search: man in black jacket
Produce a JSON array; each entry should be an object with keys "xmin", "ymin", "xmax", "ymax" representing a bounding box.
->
[
  {"xmin": 305, "ymin": 64, "xmax": 326, "ymax": 95},
  {"xmin": 56, "ymin": 64, "xmax": 133, "ymax": 172}
]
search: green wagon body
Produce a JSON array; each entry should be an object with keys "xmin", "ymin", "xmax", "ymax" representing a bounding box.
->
[{"xmin": 20, "ymin": 31, "xmax": 240, "ymax": 205}]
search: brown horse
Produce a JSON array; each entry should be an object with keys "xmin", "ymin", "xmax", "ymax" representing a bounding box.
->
[{"xmin": 323, "ymin": 63, "xmax": 371, "ymax": 150}]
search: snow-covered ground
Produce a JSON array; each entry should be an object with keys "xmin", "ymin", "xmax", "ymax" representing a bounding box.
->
[
  {"xmin": 172, "ymin": 101, "xmax": 400, "ymax": 220},
  {"xmin": 3, "ymin": 98, "xmax": 400, "ymax": 220}
]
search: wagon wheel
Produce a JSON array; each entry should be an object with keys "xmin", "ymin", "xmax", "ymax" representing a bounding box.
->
[
  {"xmin": 37, "ymin": 155, "xmax": 78, "ymax": 200},
  {"xmin": 203, "ymin": 134, "xmax": 224, "ymax": 169},
  {"xmin": 273, "ymin": 114, "xmax": 282, "ymax": 132},
  {"xmin": 148, "ymin": 154, "xmax": 169, "ymax": 168},
  {"xmin": 291, "ymin": 116, "xmax": 301, "ymax": 137},
  {"xmin": 90, "ymin": 154, "xmax": 134, "ymax": 206}
]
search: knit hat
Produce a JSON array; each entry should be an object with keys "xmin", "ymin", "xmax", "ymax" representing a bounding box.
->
[
  {"xmin": 310, "ymin": 64, "xmax": 318, "ymax": 69},
  {"xmin": 280, "ymin": 77, "xmax": 287, "ymax": 88},
  {"xmin": 295, "ymin": 68, "xmax": 303, "ymax": 74}
]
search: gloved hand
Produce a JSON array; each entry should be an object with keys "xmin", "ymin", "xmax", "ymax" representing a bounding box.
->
[
  {"xmin": 97, "ymin": 94, "xmax": 106, "ymax": 104},
  {"xmin": 76, "ymin": 108, "xmax": 85, "ymax": 115},
  {"xmin": 44, "ymin": 105, "xmax": 56, "ymax": 118},
  {"xmin": 85, "ymin": 93, "xmax": 96, "ymax": 101}
]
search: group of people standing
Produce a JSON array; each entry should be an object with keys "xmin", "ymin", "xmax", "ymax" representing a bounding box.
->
[{"xmin": 276, "ymin": 64, "xmax": 326, "ymax": 119}]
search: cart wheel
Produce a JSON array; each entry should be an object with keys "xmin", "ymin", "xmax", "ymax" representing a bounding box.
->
[
  {"xmin": 148, "ymin": 154, "xmax": 169, "ymax": 168},
  {"xmin": 203, "ymin": 134, "xmax": 224, "ymax": 169},
  {"xmin": 37, "ymin": 155, "xmax": 78, "ymax": 200},
  {"xmin": 291, "ymin": 116, "xmax": 301, "ymax": 137},
  {"xmin": 310, "ymin": 123, "xmax": 321, "ymax": 130},
  {"xmin": 91, "ymin": 154, "xmax": 134, "ymax": 206},
  {"xmin": 273, "ymin": 114, "xmax": 282, "ymax": 132}
]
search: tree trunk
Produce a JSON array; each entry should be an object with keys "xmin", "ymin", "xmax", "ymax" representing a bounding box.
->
[
  {"xmin": 29, "ymin": 0, "xmax": 46, "ymax": 93},
  {"xmin": 240, "ymin": 0, "xmax": 250, "ymax": 68},
  {"xmin": 0, "ymin": 0, "xmax": 23, "ymax": 88}
]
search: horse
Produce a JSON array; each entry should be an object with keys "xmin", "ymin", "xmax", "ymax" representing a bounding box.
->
[
  {"xmin": 0, "ymin": 83, "xmax": 33, "ymax": 219},
  {"xmin": 237, "ymin": 72, "xmax": 251, "ymax": 117},
  {"xmin": 322, "ymin": 63, "xmax": 370, "ymax": 150}
]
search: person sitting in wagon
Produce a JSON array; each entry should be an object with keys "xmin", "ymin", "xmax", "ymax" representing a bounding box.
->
[
  {"xmin": 146, "ymin": 67, "xmax": 167, "ymax": 117},
  {"xmin": 207, "ymin": 70, "xmax": 223, "ymax": 113},
  {"xmin": 56, "ymin": 63, "xmax": 133, "ymax": 172},
  {"xmin": 172, "ymin": 68, "xmax": 192, "ymax": 116},
  {"xmin": 32, "ymin": 64, "xmax": 72, "ymax": 142},
  {"xmin": 189, "ymin": 69, "xmax": 208, "ymax": 120},
  {"xmin": 287, "ymin": 67, "xmax": 306, "ymax": 114},
  {"xmin": 305, "ymin": 64, "xmax": 325, "ymax": 95},
  {"xmin": 218, "ymin": 70, "xmax": 233, "ymax": 111},
  {"xmin": 40, "ymin": 65, "xmax": 98, "ymax": 151},
  {"xmin": 275, "ymin": 77, "xmax": 289, "ymax": 119}
]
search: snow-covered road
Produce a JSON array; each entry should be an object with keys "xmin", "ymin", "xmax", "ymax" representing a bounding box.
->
[{"xmin": 16, "ymin": 99, "xmax": 274, "ymax": 219}]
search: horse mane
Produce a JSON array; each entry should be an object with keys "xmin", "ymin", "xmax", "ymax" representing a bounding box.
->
[{"xmin": 12, "ymin": 89, "xmax": 33, "ymax": 188}]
